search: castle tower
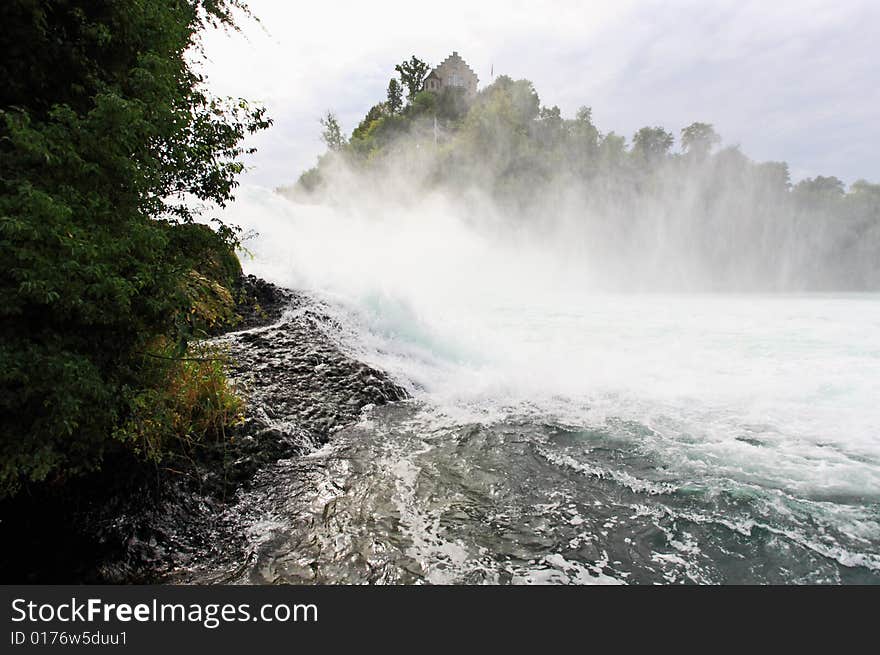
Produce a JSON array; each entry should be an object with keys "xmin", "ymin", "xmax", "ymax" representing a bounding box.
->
[{"xmin": 423, "ymin": 51, "xmax": 479, "ymax": 97}]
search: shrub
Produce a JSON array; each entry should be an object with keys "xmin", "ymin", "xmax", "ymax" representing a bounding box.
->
[
  {"xmin": 115, "ymin": 340, "xmax": 245, "ymax": 463},
  {"xmin": 0, "ymin": 1, "xmax": 270, "ymax": 499}
]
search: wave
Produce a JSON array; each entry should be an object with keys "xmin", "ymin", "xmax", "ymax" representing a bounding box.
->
[{"xmin": 216, "ymin": 185, "xmax": 880, "ymax": 503}]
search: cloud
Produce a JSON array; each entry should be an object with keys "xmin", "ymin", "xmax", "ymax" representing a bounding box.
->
[{"xmin": 200, "ymin": 0, "xmax": 878, "ymax": 187}]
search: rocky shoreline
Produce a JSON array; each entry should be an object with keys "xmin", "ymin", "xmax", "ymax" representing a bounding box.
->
[{"xmin": 0, "ymin": 276, "xmax": 408, "ymax": 583}]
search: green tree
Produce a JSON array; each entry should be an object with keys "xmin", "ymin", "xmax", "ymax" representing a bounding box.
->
[
  {"xmin": 534, "ymin": 105, "xmax": 565, "ymax": 150},
  {"xmin": 794, "ymin": 176, "xmax": 846, "ymax": 198},
  {"xmin": 632, "ymin": 126, "xmax": 674, "ymax": 163},
  {"xmin": 395, "ymin": 56, "xmax": 431, "ymax": 102},
  {"xmin": 351, "ymin": 104, "xmax": 386, "ymax": 141},
  {"xmin": 562, "ymin": 106, "xmax": 600, "ymax": 175},
  {"xmin": 410, "ymin": 90, "xmax": 438, "ymax": 115},
  {"xmin": 755, "ymin": 161, "xmax": 792, "ymax": 192},
  {"xmin": 434, "ymin": 87, "xmax": 469, "ymax": 121},
  {"xmin": 599, "ymin": 131, "xmax": 627, "ymax": 168},
  {"xmin": 386, "ymin": 78, "xmax": 403, "ymax": 114},
  {"xmin": 681, "ymin": 122, "xmax": 721, "ymax": 159},
  {"xmin": 319, "ymin": 111, "xmax": 346, "ymax": 151},
  {"xmin": 0, "ymin": 0, "xmax": 271, "ymax": 498},
  {"xmin": 850, "ymin": 179, "xmax": 880, "ymax": 199},
  {"xmin": 570, "ymin": 107, "xmax": 599, "ymax": 147}
]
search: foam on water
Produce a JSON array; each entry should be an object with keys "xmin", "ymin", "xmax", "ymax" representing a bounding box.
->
[
  {"xmin": 222, "ymin": 186, "xmax": 880, "ymax": 503},
  {"xmin": 200, "ymin": 186, "xmax": 880, "ymax": 582}
]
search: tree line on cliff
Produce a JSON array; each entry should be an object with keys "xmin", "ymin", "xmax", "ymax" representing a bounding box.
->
[{"xmin": 292, "ymin": 57, "xmax": 880, "ymax": 291}]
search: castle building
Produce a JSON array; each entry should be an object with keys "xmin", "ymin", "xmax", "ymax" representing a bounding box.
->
[{"xmin": 423, "ymin": 51, "xmax": 479, "ymax": 98}]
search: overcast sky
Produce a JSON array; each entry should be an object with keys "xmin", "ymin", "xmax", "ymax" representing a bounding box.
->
[{"xmin": 201, "ymin": 0, "xmax": 878, "ymax": 188}]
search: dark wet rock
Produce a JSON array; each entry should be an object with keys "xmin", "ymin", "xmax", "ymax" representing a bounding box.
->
[
  {"xmin": 0, "ymin": 277, "xmax": 407, "ymax": 583},
  {"xmin": 231, "ymin": 275, "xmax": 294, "ymax": 330},
  {"xmin": 219, "ymin": 307, "xmax": 407, "ymax": 444}
]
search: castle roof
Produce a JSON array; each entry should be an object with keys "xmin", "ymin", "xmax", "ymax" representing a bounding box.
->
[{"xmin": 430, "ymin": 51, "xmax": 479, "ymax": 84}]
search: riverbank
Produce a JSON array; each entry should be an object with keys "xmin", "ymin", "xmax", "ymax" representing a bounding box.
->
[{"xmin": 0, "ymin": 276, "xmax": 407, "ymax": 583}]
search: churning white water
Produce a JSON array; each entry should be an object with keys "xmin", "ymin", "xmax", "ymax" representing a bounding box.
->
[{"xmin": 217, "ymin": 185, "xmax": 880, "ymax": 583}]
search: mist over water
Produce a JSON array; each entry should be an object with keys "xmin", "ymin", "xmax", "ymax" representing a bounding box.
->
[{"xmin": 215, "ymin": 182, "xmax": 880, "ymax": 583}]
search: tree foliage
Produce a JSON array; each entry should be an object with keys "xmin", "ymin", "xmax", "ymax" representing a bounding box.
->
[
  {"xmin": 395, "ymin": 56, "xmax": 431, "ymax": 102},
  {"xmin": 0, "ymin": 0, "xmax": 271, "ymax": 498},
  {"xmin": 319, "ymin": 111, "xmax": 346, "ymax": 151},
  {"xmin": 681, "ymin": 122, "xmax": 721, "ymax": 159},
  {"xmin": 386, "ymin": 78, "xmax": 403, "ymax": 114},
  {"xmin": 632, "ymin": 126, "xmax": 675, "ymax": 163}
]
